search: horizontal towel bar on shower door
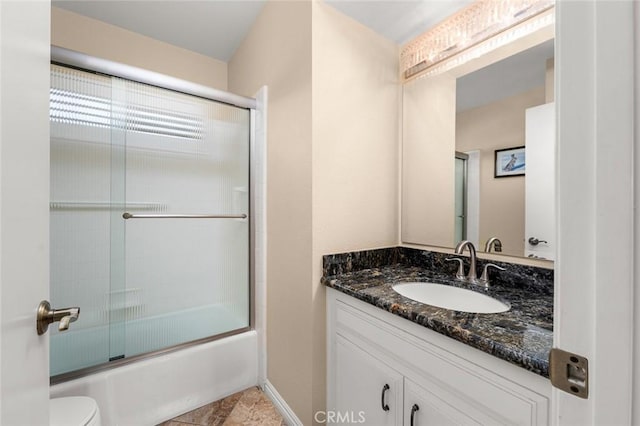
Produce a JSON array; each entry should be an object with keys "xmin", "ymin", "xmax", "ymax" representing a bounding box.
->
[{"xmin": 122, "ymin": 212, "xmax": 247, "ymax": 220}]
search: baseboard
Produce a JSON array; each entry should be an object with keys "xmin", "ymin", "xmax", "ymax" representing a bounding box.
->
[{"xmin": 262, "ymin": 380, "xmax": 303, "ymax": 426}]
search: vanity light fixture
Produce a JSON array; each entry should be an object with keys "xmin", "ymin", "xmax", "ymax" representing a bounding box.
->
[{"xmin": 401, "ymin": 0, "xmax": 555, "ymax": 80}]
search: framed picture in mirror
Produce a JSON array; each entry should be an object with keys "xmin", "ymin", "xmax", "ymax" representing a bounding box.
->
[{"xmin": 495, "ymin": 146, "xmax": 525, "ymax": 177}]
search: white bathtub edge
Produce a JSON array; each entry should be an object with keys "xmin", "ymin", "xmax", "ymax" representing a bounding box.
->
[
  {"xmin": 263, "ymin": 380, "xmax": 303, "ymax": 426},
  {"xmin": 51, "ymin": 330, "xmax": 259, "ymax": 426}
]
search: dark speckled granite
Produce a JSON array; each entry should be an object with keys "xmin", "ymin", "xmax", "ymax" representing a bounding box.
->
[
  {"xmin": 322, "ymin": 247, "xmax": 553, "ymax": 378},
  {"xmin": 323, "ymin": 247, "xmax": 401, "ymax": 276}
]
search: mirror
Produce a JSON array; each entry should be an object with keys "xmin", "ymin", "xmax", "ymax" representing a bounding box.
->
[{"xmin": 402, "ymin": 30, "xmax": 555, "ymax": 261}]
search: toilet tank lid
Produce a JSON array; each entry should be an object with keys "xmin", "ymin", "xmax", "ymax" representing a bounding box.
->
[{"xmin": 50, "ymin": 396, "xmax": 98, "ymax": 426}]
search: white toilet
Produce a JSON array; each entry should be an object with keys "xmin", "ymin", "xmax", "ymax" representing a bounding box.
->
[{"xmin": 50, "ymin": 397, "xmax": 101, "ymax": 426}]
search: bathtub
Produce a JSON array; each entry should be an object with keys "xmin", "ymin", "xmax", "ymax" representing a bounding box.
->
[{"xmin": 50, "ymin": 330, "xmax": 259, "ymax": 425}]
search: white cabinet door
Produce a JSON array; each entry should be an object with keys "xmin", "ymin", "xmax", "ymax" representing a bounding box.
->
[
  {"xmin": 403, "ymin": 379, "xmax": 480, "ymax": 426},
  {"xmin": 335, "ymin": 335, "xmax": 403, "ymax": 426}
]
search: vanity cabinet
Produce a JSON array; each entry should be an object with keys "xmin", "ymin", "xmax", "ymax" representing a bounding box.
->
[
  {"xmin": 327, "ymin": 288, "xmax": 551, "ymax": 426},
  {"xmin": 335, "ymin": 335, "xmax": 403, "ymax": 425}
]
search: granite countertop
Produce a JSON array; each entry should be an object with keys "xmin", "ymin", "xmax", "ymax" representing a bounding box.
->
[{"xmin": 322, "ymin": 248, "xmax": 554, "ymax": 378}]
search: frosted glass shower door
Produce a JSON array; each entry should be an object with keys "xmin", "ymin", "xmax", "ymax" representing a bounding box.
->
[
  {"xmin": 49, "ymin": 64, "xmax": 250, "ymax": 377},
  {"xmin": 120, "ymin": 79, "xmax": 250, "ymax": 357},
  {"xmin": 50, "ymin": 65, "xmax": 126, "ymax": 375}
]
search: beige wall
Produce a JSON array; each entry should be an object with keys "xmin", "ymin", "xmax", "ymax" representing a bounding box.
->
[
  {"xmin": 457, "ymin": 86, "xmax": 546, "ymax": 257},
  {"xmin": 229, "ymin": 1, "xmax": 399, "ymax": 423},
  {"xmin": 545, "ymin": 58, "xmax": 555, "ymax": 102},
  {"xmin": 402, "ymin": 74, "xmax": 457, "ymax": 247},
  {"xmin": 228, "ymin": 1, "xmax": 314, "ymax": 423},
  {"xmin": 51, "ymin": 7, "xmax": 227, "ymax": 90},
  {"xmin": 311, "ymin": 1, "xmax": 399, "ymax": 423},
  {"xmin": 312, "ymin": 1, "xmax": 399, "ymax": 253}
]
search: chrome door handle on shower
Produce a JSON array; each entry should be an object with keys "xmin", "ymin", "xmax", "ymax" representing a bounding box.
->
[
  {"xmin": 36, "ymin": 300, "xmax": 80, "ymax": 335},
  {"xmin": 122, "ymin": 212, "xmax": 247, "ymax": 219},
  {"xmin": 528, "ymin": 237, "xmax": 548, "ymax": 246}
]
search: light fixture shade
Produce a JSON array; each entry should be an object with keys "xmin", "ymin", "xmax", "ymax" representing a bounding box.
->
[{"xmin": 401, "ymin": 0, "xmax": 555, "ymax": 80}]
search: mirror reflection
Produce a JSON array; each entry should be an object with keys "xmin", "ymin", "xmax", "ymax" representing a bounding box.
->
[{"xmin": 402, "ymin": 36, "xmax": 555, "ymax": 261}]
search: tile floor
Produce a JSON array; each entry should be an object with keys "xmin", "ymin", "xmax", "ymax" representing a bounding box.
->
[{"xmin": 159, "ymin": 386, "xmax": 285, "ymax": 426}]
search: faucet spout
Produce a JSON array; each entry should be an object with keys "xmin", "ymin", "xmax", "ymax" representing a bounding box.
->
[
  {"xmin": 455, "ymin": 240, "xmax": 478, "ymax": 283},
  {"xmin": 484, "ymin": 237, "xmax": 503, "ymax": 253}
]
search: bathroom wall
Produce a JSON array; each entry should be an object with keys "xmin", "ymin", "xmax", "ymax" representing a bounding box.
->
[
  {"xmin": 311, "ymin": 2, "xmax": 399, "ymax": 422},
  {"xmin": 229, "ymin": 1, "xmax": 399, "ymax": 424},
  {"xmin": 545, "ymin": 58, "xmax": 555, "ymax": 102},
  {"xmin": 228, "ymin": 1, "xmax": 314, "ymax": 423},
  {"xmin": 311, "ymin": 1, "xmax": 400, "ymax": 253},
  {"xmin": 51, "ymin": 7, "xmax": 227, "ymax": 90},
  {"xmin": 402, "ymin": 73, "xmax": 457, "ymax": 247},
  {"xmin": 456, "ymin": 86, "xmax": 546, "ymax": 256}
]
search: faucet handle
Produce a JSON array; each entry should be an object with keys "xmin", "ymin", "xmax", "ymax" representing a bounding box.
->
[
  {"xmin": 479, "ymin": 263, "xmax": 506, "ymax": 287},
  {"xmin": 445, "ymin": 257, "xmax": 466, "ymax": 280}
]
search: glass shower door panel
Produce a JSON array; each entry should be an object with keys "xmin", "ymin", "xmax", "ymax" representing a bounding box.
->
[
  {"xmin": 108, "ymin": 77, "xmax": 128, "ymax": 362},
  {"xmin": 49, "ymin": 65, "xmax": 117, "ymax": 375},
  {"xmin": 121, "ymin": 80, "xmax": 250, "ymax": 357}
]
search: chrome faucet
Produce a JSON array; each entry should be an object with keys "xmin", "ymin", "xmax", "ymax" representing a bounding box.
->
[
  {"xmin": 479, "ymin": 263, "xmax": 506, "ymax": 288},
  {"xmin": 454, "ymin": 240, "xmax": 478, "ymax": 284},
  {"xmin": 484, "ymin": 237, "xmax": 502, "ymax": 253}
]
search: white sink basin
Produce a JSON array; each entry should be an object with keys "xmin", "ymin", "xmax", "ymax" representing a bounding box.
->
[{"xmin": 392, "ymin": 282, "xmax": 510, "ymax": 314}]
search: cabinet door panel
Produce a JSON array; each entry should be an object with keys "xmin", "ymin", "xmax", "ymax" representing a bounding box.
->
[
  {"xmin": 335, "ymin": 335, "xmax": 403, "ymax": 426},
  {"xmin": 404, "ymin": 379, "xmax": 481, "ymax": 426}
]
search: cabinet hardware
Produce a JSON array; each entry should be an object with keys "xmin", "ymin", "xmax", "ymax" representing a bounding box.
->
[
  {"xmin": 410, "ymin": 404, "xmax": 419, "ymax": 426},
  {"xmin": 381, "ymin": 384, "xmax": 390, "ymax": 411}
]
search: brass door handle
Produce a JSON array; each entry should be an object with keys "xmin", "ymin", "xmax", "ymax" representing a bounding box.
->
[{"xmin": 36, "ymin": 300, "xmax": 80, "ymax": 335}]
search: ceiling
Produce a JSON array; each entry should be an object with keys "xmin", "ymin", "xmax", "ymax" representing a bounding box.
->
[
  {"xmin": 325, "ymin": 0, "xmax": 473, "ymax": 44},
  {"xmin": 457, "ymin": 39, "xmax": 555, "ymax": 112},
  {"xmin": 53, "ymin": 1, "xmax": 553, "ymax": 109},
  {"xmin": 52, "ymin": 0, "xmax": 268, "ymax": 62},
  {"xmin": 53, "ymin": 0, "xmax": 472, "ymax": 62}
]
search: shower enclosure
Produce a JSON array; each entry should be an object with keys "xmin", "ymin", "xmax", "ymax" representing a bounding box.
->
[{"xmin": 49, "ymin": 59, "xmax": 252, "ymax": 379}]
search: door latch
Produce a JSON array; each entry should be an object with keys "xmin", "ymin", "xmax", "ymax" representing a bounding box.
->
[{"xmin": 549, "ymin": 348, "xmax": 588, "ymax": 399}]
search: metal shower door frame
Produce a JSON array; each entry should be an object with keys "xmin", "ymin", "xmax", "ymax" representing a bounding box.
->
[{"xmin": 50, "ymin": 46, "xmax": 258, "ymax": 384}]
